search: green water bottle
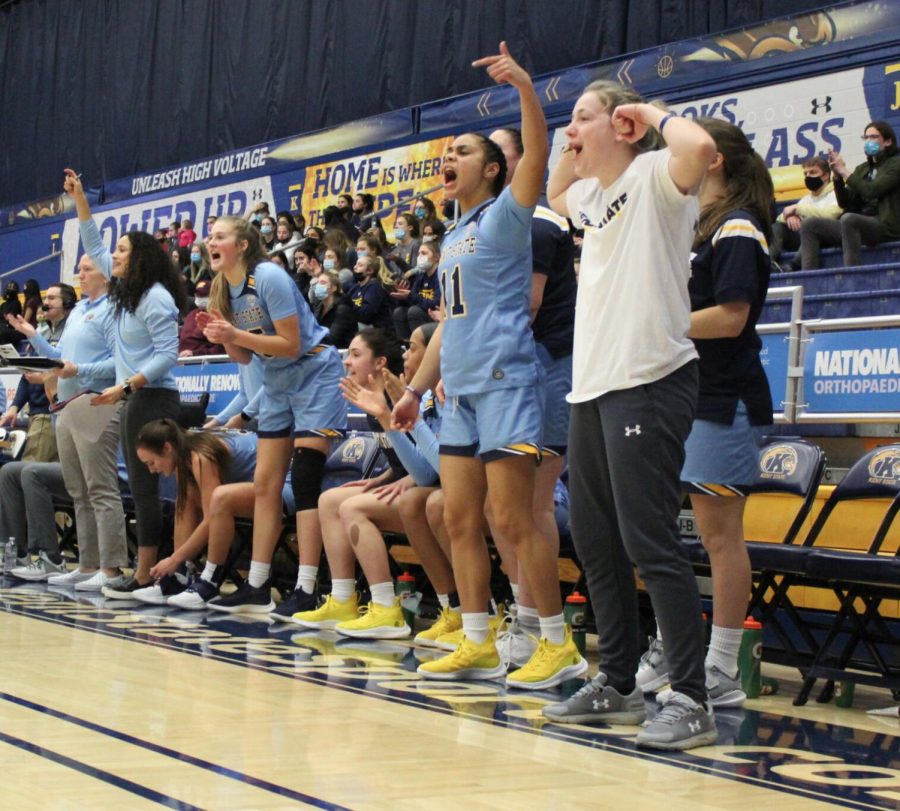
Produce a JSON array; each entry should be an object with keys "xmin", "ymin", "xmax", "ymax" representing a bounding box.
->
[
  {"xmin": 395, "ymin": 572, "xmax": 417, "ymax": 630},
  {"xmin": 834, "ymin": 680, "xmax": 855, "ymax": 708},
  {"xmin": 739, "ymin": 617, "xmax": 763, "ymax": 699},
  {"xmin": 564, "ymin": 592, "xmax": 588, "ymax": 656}
]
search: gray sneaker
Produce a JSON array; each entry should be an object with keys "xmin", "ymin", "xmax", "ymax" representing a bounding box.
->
[
  {"xmin": 635, "ymin": 636, "xmax": 670, "ymax": 692},
  {"xmin": 706, "ymin": 664, "xmax": 746, "ymax": 708},
  {"xmin": 635, "ymin": 691, "xmax": 718, "ymax": 750},
  {"xmin": 9, "ymin": 552, "xmax": 67, "ymax": 582},
  {"xmin": 541, "ymin": 672, "xmax": 647, "ymax": 725}
]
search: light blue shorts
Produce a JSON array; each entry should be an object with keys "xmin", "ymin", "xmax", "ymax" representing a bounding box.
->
[
  {"xmin": 681, "ymin": 402, "xmax": 765, "ymax": 496},
  {"xmin": 439, "ymin": 385, "xmax": 542, "ymax": 463},
  {"xmin": 536, "ymin": 343, "xmax": 571, "ymax": 455},
  {"xmin": 257, "ymin": 346, "xmax": 348, "ymax": 439}
]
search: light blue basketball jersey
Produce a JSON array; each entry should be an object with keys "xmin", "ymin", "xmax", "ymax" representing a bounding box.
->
[
  {"xmin": 439, "ymin": 186, "xmax": 537, "ymax": 396},
  {"xmin": 222, "ymin": 430, "xmax": 257, "ymax": 484},
  {"xmin": 228, "ymin": 261, "xmax": 329, "ymax": 373}
]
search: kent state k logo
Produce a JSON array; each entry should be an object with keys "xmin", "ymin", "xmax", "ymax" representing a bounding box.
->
[
  {"xmin": 868, "ymin": 448, "xmax": 900, "ymax": 485},
  {"xmin": 340, "ymin": 437, "xmax": 366, "ymax": 464},
  {"xmin": 759, "ymin": 445, "xmax": 799, "ymax": 479}
]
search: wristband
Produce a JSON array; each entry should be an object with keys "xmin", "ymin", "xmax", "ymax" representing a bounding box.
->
[
  {"xmin": 239, "ymin": 411, "xmax": 251, "ymax": 422},
  {"xmin": 658, "ymin": 113, "xmax": 677, "ymax": 134},
  {"xmin": 405, "ymin": 384, "xmax": 423, "ymax": 401},
  {"xmin": 121, "ymin": 379, "xmax": 134, "ymax": 398}
]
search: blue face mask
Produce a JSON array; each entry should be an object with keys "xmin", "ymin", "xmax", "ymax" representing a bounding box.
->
[
  {"xmin": 394, "ymin": 227, "xmax": 406, "ymax": 240},
  {"xmin": 260, "ymin": 224, "xmax": 274, "ymax": 236},
  {"xmin": 313, "ymin": 282, "xmax": 329, "ymax": 300},
  {"xmin": 357, "ymin": 248, "xmax": 368, "ymax": 258},
  {"xmin": 864, "ymin": 139, "xmax": 882, "ymax": 158},
  {"xmin": 190, "ymin": 252, "xmax": 201, "ymax": 264},
  {"xmin": 323, "ymin": 258, "xmax": 336, "ymax": 271},
  {"xmin": 414, "ymin": 206, "xmax": 426, "ymax": 219}
]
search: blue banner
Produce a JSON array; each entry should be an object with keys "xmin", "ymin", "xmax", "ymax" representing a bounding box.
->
[
  {"xmin": 803, "ymin": 328, "xmax": 900, "ymax": 414},
  {"xmin": 173, "ymin": 360, "xmax": 242, "ymax": 415}
]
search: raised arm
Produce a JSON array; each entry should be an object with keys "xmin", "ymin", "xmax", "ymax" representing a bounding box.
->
[{"xmin": 473, "ymin": 42, "xmax": 548, "ymax": 209}]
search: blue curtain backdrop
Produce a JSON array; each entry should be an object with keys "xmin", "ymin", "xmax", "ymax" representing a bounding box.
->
[{"xmin": 0, "ymin": 0, "xmax": 827, "ymax": 207}]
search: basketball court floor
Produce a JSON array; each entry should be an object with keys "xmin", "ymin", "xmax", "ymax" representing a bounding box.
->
[{"xmin": 2, "ymin": 581, "xmax": 898, "ymax": 809}]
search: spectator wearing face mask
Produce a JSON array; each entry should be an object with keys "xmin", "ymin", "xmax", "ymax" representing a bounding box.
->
[
  {"xmin": 312, "ymin": 269, "xmax": 356, "ymax": 349},
  {"xmin": 178, "ymin": 279, "xmax": 223, "ymax": 358},
  {"xmin": 770, "ymin": 157, "xmax": 841, "ymax": 271},
  {"xmin": 391, "ymin": 241, "xmax": 442, "ymax": 339},
  {"xmin": 800, "ymin": 120, "xmax": 900, "ymax": 268},
  {"xmin": 322, "ymin": 246, "xmax": 354, "ymax": 292},
  {"xmin": 183, "ymin": 242, "xmax": 212, "ymax": 296},
  {"xmin": 258, "ymin": 215, "xmax": 277, "ymax": 252},
  {"xmin": 386, "ymin": 213, "xmax": 421, "ymax": 275},
  {"xmin": 421, "ymin": 218, "xmax": 447, "ymax": 245}
]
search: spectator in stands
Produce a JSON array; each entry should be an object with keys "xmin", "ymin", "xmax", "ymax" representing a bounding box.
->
[
  {"xmin": 386, "ymin": 212, "xmax": 421, "ymax": 273},
  {"xmin": 336, "ymin": 193, "xmax": 354, "ymax": 213},
  {"xmin": 801, "ymin": 121, "xmax": 900, "ymax": 268},
  {"xmin": 201, "ymin": 215, "xmax": 347, "ymax": 619},
  {"xmin": 273, "ymin": 220, "xmax": 297, "ymax": 263},
  {"xmin": 205, "ymin": 215, "xmax": 217, "ymax": 237},
  {"xmin": 8, "ymin": 254, "xmax": 128, "ymax": 591},
  {"xmin": 65, "ymin": 168, "xmax": 185, "ymax": 598},
  {"xmin": 0, "ymin": 281, "xmax": 23, "ymax": 345},
  {"xmin": 421, "ymin": 219, "xmax": 447, "ymax": 243},
  {"xmin": 183, "ymin": 241, "xmax": 212, "ymax": 297},
  {"xmin": 170, "ymin": 247, "xmax": 186, "ymax": 272},
  {"xmin": 246, "ymin": 201, "xmax": 270, "ymax": 226},
  {"xmin": 258, "ymin": 215, "xmax": 277, "ymax": 252},
  {"xmin": 322, "ymin": 204, "xmax": 357, "ymax": 242},
  {"xmin": 2, "ymin": 282, "xmax": 75, "ymax": 463},
  {"xmin": 770, "ymin": 156, "xmax": 840, "ymax": 270},
  {"xmin": 131, "ymin": 418, "xmax": 257, "ymax": 605},
  {"xmin": 277, "ymin": 210, "xmax": 301, "ymax": 237},
  {"xmin": 292, "ymin": 211, "xmax": 306, "ymax": 234},
  {"xmin": 179, "ymin": 280, "xmax": 223, "ymax": 357},
  {"xmin": 348, "ymin": 254, "xmax": 395, "ymax": 331},
  {"xmin": 0, "ymin": 460, "xmax": 69, "ymax": 577},
  {"xmin": 392, "ymin": 241, "xmax": 442, "ymax": 339},
  {"xmin": 324, "ymin": 229, "xmax": 355, "ymax": 273},
  {"xmin": 413, "ymin": 196, "xmax": 438, "ymax": 223},
  {"xmin": 269, "ymin": 250, "xmax": 289, "ymax": 271},
  {"xmin": 540, "ymin": 81, "xmax": 718, "ymax": 749},
  {"xmin": 322, "ymin": 245, "xmax": 352, "ymax": 289},
  {"xmin": 304, "ymin": 225, "xmax": 324, "ymax": 243},
  {"xmin": 178, "ymin": 219, "xmax": 198, "ymax": 249},
  {"xmin": 294, "ymin": 243, "xmax": 322, "ymax": 300},
  {"xmin": 351, "ymin": 193, "xmax": 378, "ymax": 234},
  {"xmin": 22, "ymin": 280, "xmax": 41, "ymax": 328},
  {"xmin": 295, "ymin": 324, "xmax": 445, "ymax": 637},
  {"xmin": 312, "ymin": 269, "xmax": 356, "ymax": 349},
  {"xmin": 637, "ymin": 119, "xmax": 774, "ymax": 710}
]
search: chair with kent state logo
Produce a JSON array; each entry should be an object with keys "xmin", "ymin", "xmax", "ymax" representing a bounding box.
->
[
  {"xmin": 789, "ymin": 444, "xmax": 900, "ymax": 705},
  {"xmin": 735, "ymin": 439, "xmax": 827, "ymax": 665}
]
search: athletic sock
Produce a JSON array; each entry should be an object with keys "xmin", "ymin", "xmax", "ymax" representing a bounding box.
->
[
  {"xmin": 510, "ymin": 582, "xmax": 520, "ymax": 603},
  {"xmin": 657, "ymin": 623, "xmax": 664, "ymax": 643},
  {"xmin": 369, "ymin": 581, "xmax": 395, "ymax": 607},
  {"xmin": 517, "ymin": 605, "xmax": 540, "ymax": 633},
  {"xmin": 294, "ymin": 564, "xmax": 318, "ymax": 595},
  {"xmin": 331, "ymin": 578, "xmax": 356, "ymax": 602},
  {"xmin": 248, "ymin": 561, "xmax": 271, "ymax": 589},
  {"xmin": 200, "ymin": 562, "xmax": 219, "ymax": 584},
  {"xmin": 462, "ymin": 612, "xmax": 490, "ymax": 644},
  {"xmin": 540, "ymin": 612, "xmax": 566, "ymax": 645},
  {"xmin": 437, "ymin": 593, "xmax": 450, "ymax": 610},
  {"xmin": 706, "ymin": 625, "xmax": 743, "ymax": 678}
]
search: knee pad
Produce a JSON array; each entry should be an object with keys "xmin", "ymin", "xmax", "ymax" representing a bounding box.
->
[{"xmin": 291, "ymin": 447, "xmax": 327, "ymax": 511}]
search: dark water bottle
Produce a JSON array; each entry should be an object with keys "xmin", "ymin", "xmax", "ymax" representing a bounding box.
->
[{"xmin": 564, "ymin": 592, "xmax": 588, "ymax": 656}]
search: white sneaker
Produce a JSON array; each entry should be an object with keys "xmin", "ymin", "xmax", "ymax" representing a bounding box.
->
[
  {"xmin": 9, "ymin": 552, "xmax": 67, "ymax": 582},
  {"xmin": 132, "ymin": 583, "xmax": 167, "ymax": 605},
  {"xmin": 636, "ymin": 636, "xmax": 670, "ymax": 692},
  {"xmin": 75, "ymin": 571, "xmax": 127, "ymax": 592},
  {"xmin": 496, "ymin": 616, "xmax": 539, "ymax": 669},
  {"xmin": 48, "ymin": 568, "xmax": 98, "ymax": 586},
  {"xmin": 168, "ymin": 579, "xmax": 220, "ymax": 610}
]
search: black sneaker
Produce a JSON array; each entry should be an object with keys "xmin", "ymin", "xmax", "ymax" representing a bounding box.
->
[
  {"xmin": 270, "ymin": 588, "xmax": 317, "ymax": 623},
  {"xmin": 102, "ymin": 576, "xmax": 152, "ymax": 600},
  {"xmin": 207, "ymin": 579, "xmax": 275, "ymax": 614}
]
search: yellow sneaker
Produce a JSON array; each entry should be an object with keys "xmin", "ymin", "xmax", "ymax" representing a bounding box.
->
[
  {"xmin": 505, "ymin": 627, "xmax": 588, "ymax": 691},
  {"xmin": 414, "ymin": 606, "xmax": 462, "ymax": 648},
  {"xmin": 434, "ymin": 611, "xmax": 505, "ymax": 651},
  {"xmin": 335, "ymin": 600, "xmax": 411, "ymax": 639},
  {"xmin": 417, "ymin": 630, "xmax": 506, "ymax": 681},
  {"xmin": 292, "ymin": 594, "xmax": 359, "ymax": 629}
]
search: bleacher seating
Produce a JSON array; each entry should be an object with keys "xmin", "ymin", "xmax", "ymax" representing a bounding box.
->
[{"xmin": 780, "ymin": 240, "xmax": 900, "ymax": 272}]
